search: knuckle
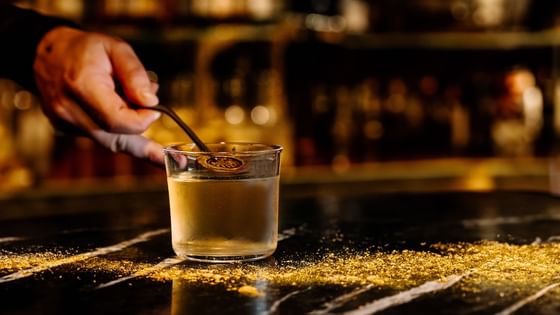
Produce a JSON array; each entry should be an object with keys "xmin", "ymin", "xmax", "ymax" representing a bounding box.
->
[
  {"xmin": 96, "ymin": 133, "xmax": 126, "ymax": 154},
  {"xmin": 113, "ymin": 38, "xmax": 133, "ymax": 53},
  {"xmin": 130, "ymin": 66, "xmax": 147, "ymax": 80},
  {"xmin": 63, "ymin": 71, "xmax": 82, "ymax": 92},
  {"xmin": 110, "ymin": 135, "xmax": 126, "ymax": 153}
]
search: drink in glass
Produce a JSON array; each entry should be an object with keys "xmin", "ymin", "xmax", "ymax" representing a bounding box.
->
[{"xmin": 164, "ymin": 143, "xmax": 282, "ymax": 262}]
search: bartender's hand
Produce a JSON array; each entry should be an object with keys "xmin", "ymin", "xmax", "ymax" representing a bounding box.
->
[{"xmin": 33, "ymin": 26, "xmax": 164, "ymax": 165}]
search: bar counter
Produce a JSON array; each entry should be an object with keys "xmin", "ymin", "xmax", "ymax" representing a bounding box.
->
[{"xmin": 1, "ymin": 172, "xmax": 560, "ymax": 314}]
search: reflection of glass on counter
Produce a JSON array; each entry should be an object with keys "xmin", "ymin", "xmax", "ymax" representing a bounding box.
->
[{"xmin": 172, "ymin": 278, "xmax": 268, "ymax": 315}]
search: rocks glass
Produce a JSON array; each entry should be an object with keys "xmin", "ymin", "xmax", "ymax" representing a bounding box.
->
[{"xmin": 164, "ymin": 143, "xmax": 282, "ymax": 262}]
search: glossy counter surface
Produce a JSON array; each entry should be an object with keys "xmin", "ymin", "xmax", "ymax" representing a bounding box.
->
[{"xmin": 2, "ymin": 187, "xmax": 560, "ymax": 314}]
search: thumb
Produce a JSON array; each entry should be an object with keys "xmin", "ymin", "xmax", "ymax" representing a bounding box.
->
[{"xmin": 108, "ymin": 40, "xmax": 158, "ymax": 107}]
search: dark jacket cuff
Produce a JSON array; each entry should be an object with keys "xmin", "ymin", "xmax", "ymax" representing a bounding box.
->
[{"xmin": 0, "ymin": 4, "xmax": 79, "ymax": 90}]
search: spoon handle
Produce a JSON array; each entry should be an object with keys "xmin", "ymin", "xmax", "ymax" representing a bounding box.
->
[{"xmin": 138, "ymin": 104, "xmax": 211, "ymax": 152}]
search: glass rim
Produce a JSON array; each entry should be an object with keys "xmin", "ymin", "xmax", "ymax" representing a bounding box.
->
[{"xmin": 163, "ymin": 142, "xmax": 283, "ymax": 155}]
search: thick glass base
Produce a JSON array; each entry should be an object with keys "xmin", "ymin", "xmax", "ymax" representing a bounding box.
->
[
  {"xmin": 173, "ymin": 239, "xmax": 276, "ymax": 263},
  {"xmin": 182, "ymin": 253, "xmax": 273, "ymax": 263}
]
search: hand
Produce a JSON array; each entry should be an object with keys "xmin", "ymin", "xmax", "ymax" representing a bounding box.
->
[{"xmin": 33, "ymin": 26, "xmax": 164, "ymax": 165}]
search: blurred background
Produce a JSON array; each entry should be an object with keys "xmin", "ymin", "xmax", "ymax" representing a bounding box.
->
[{"xmin": 2, "ymin": 0, "xmax": 560, "ymax": 195}]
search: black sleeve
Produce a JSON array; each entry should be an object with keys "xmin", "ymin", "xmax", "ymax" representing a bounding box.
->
[{"xmin": 0, "ymin": 4, "xmax": 78, "ymax": 90}]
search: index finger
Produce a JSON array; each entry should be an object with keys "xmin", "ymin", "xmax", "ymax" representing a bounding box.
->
[
  {"xmin": 108, "ymin": 40, "xmax": 159, "ymax": 107},
  {"xmin": 69, "ymin": 74, "xmax": 160, "ymax": 134}
]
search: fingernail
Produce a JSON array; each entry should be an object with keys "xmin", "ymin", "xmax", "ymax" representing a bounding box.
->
[
  {"xmin": 142, "ymin": 91, "xmax": 159, "ymax": 106},
  {"xmin": 150, "ymin": 111, "xmax": 161, "ymax": 121}
]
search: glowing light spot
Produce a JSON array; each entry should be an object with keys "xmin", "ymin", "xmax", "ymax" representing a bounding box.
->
[
  {"xmin": 13, "ymin": 91, "xmax": 33, "ymax": 110},
  {"xmin": 225, "ymin": 105, "xmax": 245, "ymax": 125},
  {"xmin": 250, "ymin": 105, "xmax": 271, "ymax": 125}
]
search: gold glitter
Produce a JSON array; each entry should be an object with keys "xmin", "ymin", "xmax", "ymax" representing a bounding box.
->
[
  {"xmin": 82, "ymin": 257, "xmax": 152, "ymax": 276},
  {"xmin": 0, "ymin": 251, "xmax": 66, "ymax": 272},
  {"xmin": 3, "ymin": 241, "xmax": 560, "ymax": 300},
  {"xmin": 237, "ymin": 285, "xmax": 264, "ymax": 297}
]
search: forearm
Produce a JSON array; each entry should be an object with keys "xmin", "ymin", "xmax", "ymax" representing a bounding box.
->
[{"xmin": 0, "ymin": 4, "xmax": 77, "ymax": 90}]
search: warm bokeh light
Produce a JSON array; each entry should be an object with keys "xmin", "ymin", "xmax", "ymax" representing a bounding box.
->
[
  {"xmin": 250, "ymin": 105, "xmax": 271, "ymax": 125},
  {"xmin": 225, "ymin": 105, "xmax": 245, "ymax": 125}
]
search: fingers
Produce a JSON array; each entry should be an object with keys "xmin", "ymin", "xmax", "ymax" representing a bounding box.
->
[
  {"xmin": 69, "ymin": 37, "xmax": 160, "ymax": 133},
  {"xmin": 150, "ymin": 81, "xmax": 159, "ymax": 94},
  {"xmin": 92, "ymin": 130, "xmax": 164, "ymax": 166},
  {"xmin": 40, "ymin": 96, "xmax": 91, "ymax": 137},
  {"xmin": 108, "ymin": 40, "xmax": 159, "ymax": 107},
  {"xmin": 39, "ymin": 30, "xmax": 161, "ymax": 134},
  {"xmin": 35, "ymin": 28, "xmax": 165, "ymax": 164},
  {"xmin": 68, "ymin": 74, "xmax": 160, "ymax": 134},
  {"xmin": 166, "ymin": 152, "xmax": 188, "ymax": 169},
  {"xmin": 42, "ymin": 96, "xmax": 164, "ymax": 165}
]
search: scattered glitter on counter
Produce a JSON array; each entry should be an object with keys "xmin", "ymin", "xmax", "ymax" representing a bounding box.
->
[
  {"xmin": 95, "ymin": 257, "xmax": 187, "ymax": 289},
  {"xmin": 3, "ymin": 241, "xmax": 560, "ymax": 300},
  {"xmin": 147, "ymin": 243, "xmax": 484, "ymax": 289},
  {"xmin": 0, "ymin": 229, "xmax": 167, "ymax": 283},
  {"xmin": 83, "ymin": 257, "xmax": 152, "ymax": 278},
  {"xmin": 0, "ymin": 251, "xmax": 67, "ymax": 272},
  {"xmin": 237, "ymin": 285, "xmax": 264, "ymax": 297}
]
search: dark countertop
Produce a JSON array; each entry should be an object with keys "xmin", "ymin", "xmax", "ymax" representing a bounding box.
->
[{"xmin": 2, "ymin": 185, "xmax": 560, "ymax": 315}]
